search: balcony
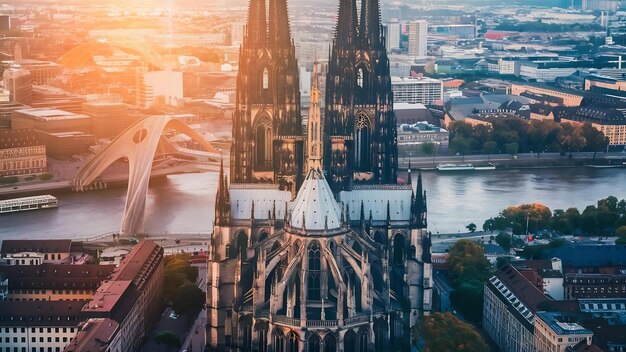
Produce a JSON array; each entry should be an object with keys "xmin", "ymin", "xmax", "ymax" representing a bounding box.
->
[{"xmin": 271, "ymin": 314, "xmax": 370, "ymax": 329}]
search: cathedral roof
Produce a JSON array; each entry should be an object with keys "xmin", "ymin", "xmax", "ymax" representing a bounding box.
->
[{"xmin": 289, "ymin": 168, "xmax": 342, "ymax": 231}]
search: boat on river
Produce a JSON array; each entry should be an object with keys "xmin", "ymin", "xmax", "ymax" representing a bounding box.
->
[{"xmin": 0, "ymin": 195, "xmax": 58, "ymax": 214}]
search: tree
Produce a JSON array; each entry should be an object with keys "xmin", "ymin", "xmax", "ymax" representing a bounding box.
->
[
  {"xmin": 482, "ymin": 141, "xmax": 498, "ymax": 161},
  {"xmin": 412, "ymin": 312, "xmax": 489, "ymax": 352},
  {"xmin": 616, "ymin": 226, "xmax": 626, "ymax": 238},
  {"xmin": 447, "ymin": 240, "xmax": 491, "ymax": 286},
  {"xmin": 164, "ymin": 254, "xmax": 199, "ymax": 302},
  {"xmin": 421, "ymin": 142, "xmax": 436, "ymax": 157},
  {"xmin": 495, "ymin": 232, "xmax": 512, "ymax": 251},
  {"xmin": 496, "ymin": 256, "xmax": 512, "ymax": 269},
  {"xmin": 172, "ymin": 282, "xmax": 205, "ymax": 325},
  {"xmin": 580, "ymin": 123, "xmax": 608, "ymax": 158},
  {"xmin": 559, "ymin": 123, "xmax": 587, "ymax": 156},
  {"xmin": 466, "ymin": 223, "xmax": 477, "ymax": 233},
  {"xmin": 154, "ymin": 330, "xmax": 181, "ymax": 352},
  {"xmin": 502, "ymin": 203, "xmax": 552, "ymax": 234},
  {"xmin": 504, "ymin": 142, "xmax": 519, "ymax": 156}
]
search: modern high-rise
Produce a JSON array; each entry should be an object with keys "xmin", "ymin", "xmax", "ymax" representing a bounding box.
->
[
  {"xmin": 408, "ymin": 20, "xmax": 428, "ymax": 57},
  {"xmin": 205, "ymin": 0, "xmax": 433, "ymax": 350},
  {"xmin": 385, "ymin": 20, "xmax": 401, "ymax": 51}
]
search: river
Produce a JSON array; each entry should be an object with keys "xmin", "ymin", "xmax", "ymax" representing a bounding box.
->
[{"xmin": 1, "ymin": 168, "xmax": 625, "ymax": 240}]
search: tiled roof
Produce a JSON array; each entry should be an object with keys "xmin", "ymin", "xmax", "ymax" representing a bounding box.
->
[
  {"xmin": 0, "ymin": 264, "xmax": 115, "ymax": 290},
  {"xmin": 0, "ymin": 129, "xmax": 43, "ymax": 149},
  {"xmin": 0, "ymin": 300, "xmax": 88, "ymax": 327},
  {"xmin": 1, "ymin": 240, "xmax": 72, "ymax": 255}
]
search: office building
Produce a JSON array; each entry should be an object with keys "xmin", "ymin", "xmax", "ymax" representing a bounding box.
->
[
  {"xmin": 408, "ymin": 20, "xmax": 428, "ymax": 57},
  {"xmin": 391, "ymin": 76, "xmax": 443, "ymax": 105},
  {"xmin": 2, "ymin": 65, "xmax": 32, "ymax": 104},
  {"xmin": 83, "ymin": 102, "xmax": 132, "ymax": 139},
  {"xmin": 385, "ymin": 20, "xmax": 401, "ymax": 51}
]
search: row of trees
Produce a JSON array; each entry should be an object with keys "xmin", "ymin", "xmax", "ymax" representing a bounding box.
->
[
  {"xmin": 447, "ymin": 240, "xmax": 492, "ymax": 324},
  {"xmin": 448, "ymin": 118, "xmax": 608, "ymax": 156},
  {"xmin": 164, "ymin": 254, "xmax": 205, "ymax": 323},
  {"xmin": 483, "ymin": 196, "xmax": 626, "ymax": 236}
]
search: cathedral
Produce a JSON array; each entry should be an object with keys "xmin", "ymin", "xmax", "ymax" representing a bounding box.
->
[{"xmin": 205, "ymin": 0, "xmax": 432, "ymax": 350}]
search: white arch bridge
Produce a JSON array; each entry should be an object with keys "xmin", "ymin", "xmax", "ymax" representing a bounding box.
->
[{"xmin": 73, "ymin": 115, "xmax": 221, "ymax": 236}]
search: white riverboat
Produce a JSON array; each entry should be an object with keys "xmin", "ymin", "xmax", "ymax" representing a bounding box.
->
[
  {"xmin": 0, "ymin": 195, "xmax": 58, "ymax": 214},
  {"xmin": 436, "ymin": 163, "xmax": 475, "ymax": 171}
]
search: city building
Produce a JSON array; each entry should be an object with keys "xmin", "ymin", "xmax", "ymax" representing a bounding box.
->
[
  {"xmin": 0, "ymin": 129, "xmax": 46, "ymax": 177},
  {"xmin": 0, "ymin": 100, "xmax": 27, "ymax": 129},
  {"xmin": 11, "ymin": 108, "xmax": 91, "ymax": 133},
  {"xmin": 29, "ymin": 85, "xmax": 85, "ymax": 115},
  {"xmin": 81, "ymin": 240, "xmax": 164, "ymax": 352},
  {"xmin": 430, "ymin": 24, "xmax": 476, "ymax": 39},
  {"xmin": 138, "ymin": 70, "xmax": 184, "ymax": 108},
  {"xmin": 0, "ymin": 300, "xmax": 86, "ymax": 352},
  {"xmin": 0, "ymin": 264, "xmax": 115, "ymax": 301},
  {"xmin": 408, "ymin": 20, "xmax": 428, "ymax": 57},
  {"xmin": 391, "ymin": 76, "xmax": 443, "ymax": 105},
  {"xmin": 82, "ymin": 102, "xmax": 132, "ymax": 139},
  {"xmin": 11, "ymin": 108, "xmax": 95, "ymax": 158},
  {"xmin": 2, "ymin": 64, "xmax": 32, "ymax": 104},
  {"xmin": 2, "ymin": 59, "xmax": 62, "ymax": 85},
  {"xmin": 397, "ymin": 121, "xmax": 449, "ymax": 156},
  {"xmin": 511, "ymin": 83, "xmax": 585, "ymax": 107},
  {"xmin": 385, "ymin": 20, "xmax": 401, "ymax": 51},
  {"xmin": 484, "ymin": 264, "xmax": 550, "ymax": 352},
  {"xmin": 206, "ymin": 0, "xmax": 433, "ymax": 350},
  {"xmin": 0, "ymin": 240, "xmax": 72, "ymax": 265},
  {"xmin": 534, "ymin": 312, "xmax": 593, "ymax": 352},
  {"xmin": 564, "ymin": 273, "xmax": 626, "ymax": 299},
  {"xmin": 63, "ymin": 318, "xmax": 121, "ymax": 352}
]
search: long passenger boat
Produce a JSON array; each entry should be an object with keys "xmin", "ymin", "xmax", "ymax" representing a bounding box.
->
[{"xmin": 0, "ymin": 195, "xmax": 58, "ymax": 214}]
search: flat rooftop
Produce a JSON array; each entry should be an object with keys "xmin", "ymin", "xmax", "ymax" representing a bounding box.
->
[{"xmin": 14, "ymin": 108, "xmax": 90, "ymax": 121}]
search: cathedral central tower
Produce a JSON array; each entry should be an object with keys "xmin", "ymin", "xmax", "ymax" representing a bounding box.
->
[{"xmin": 324, "ymin": 0, "xmax": 397, "ymax": 192}]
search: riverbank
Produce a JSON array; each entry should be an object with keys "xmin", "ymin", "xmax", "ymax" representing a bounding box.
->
[{"xmin": 398, "ymin": 151, "xmax": 625, "ymax": 170}]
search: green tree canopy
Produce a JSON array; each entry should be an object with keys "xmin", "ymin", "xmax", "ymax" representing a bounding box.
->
[
  {"xmin": 172, "ymin": 282, "xmax": 205, "ymax": 323},
  {"xmin": 412, "ymin": 312, "xmax": 489, "ymax": 352},
  {"xmin": 154, "ymin": 330, "xmax": 181, "ymax": 352},
  {"xmin": 495, "ymin": 232, "xmax": 512, "ymax": 251}
]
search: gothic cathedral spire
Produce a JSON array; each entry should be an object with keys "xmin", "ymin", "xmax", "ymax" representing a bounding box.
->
[
  {"xmin": 307, "ymin": 62, "xmax": 322, "ymax": 171},
  {"xmin": 231, "ymin": 0, "xmax": 303, "ymax": 193},
  {"xmin": 325, "ymin": 0, "xmax": 397, "ymax": 193}
]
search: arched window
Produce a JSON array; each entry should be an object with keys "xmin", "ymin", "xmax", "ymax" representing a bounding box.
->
[
  {"xmin": 255, "ymin": 116, "xmax": 272, "ymax": 168},
  {"xmin": 263, "ymin": 67, "xmax": 269, "ymax": 90},
  {"xmin": 359, "ymin": 330, "xmax": 368, "ymax": 352},
  {"xmin": 324, "ymin": 334, "xmax": 337, "ymax": 352},
  {"xmin": 308, "ymin": 335, "xmax": 321, "ymax": 352},
  {"xmin": 273, "ymin": 329, "xmax": 284, "ymax": 352},
  {"xmin": 357, "ymin": 68, "xmax": 364, "ymax": 88},
  {"xmin": 288, "ymin": 332, "xmax": 299, "ymax": 352},
  {"xmin": 393, "ymin": 234, "xmax": 405, "ymax": 266},
  {"xmin": 240, "ymin": 316, "xmax": 252, "ymax": 351},
  {"xmin": 308, "ymin": 242, "xmax": 321, "ymax": 271},
  {"xmin": 355, "ymin": 114, "xmax": 371, "ymax": 171},
  {"xmin": 258, "ymin": 329, "xmax": 267, "ymax": 352},
  {"xmin": 308, "ymin": 273, "xmax": 320, "ymax": 300},
  {"xmin": 344, "ymin": 330, "xmax": 356, "ymax": 352},
  {"xmin": 230, "ymin": 232, "xmax": 248, "ymax": 260}
]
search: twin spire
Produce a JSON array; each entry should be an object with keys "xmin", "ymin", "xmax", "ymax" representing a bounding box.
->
[
  {"xmin": 334, "ymin": 0, "xmax": 382, "ymax": 47},
  {"xmin": 245, "ymin": 0, "xmax": 292, "ymax": 48}
]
